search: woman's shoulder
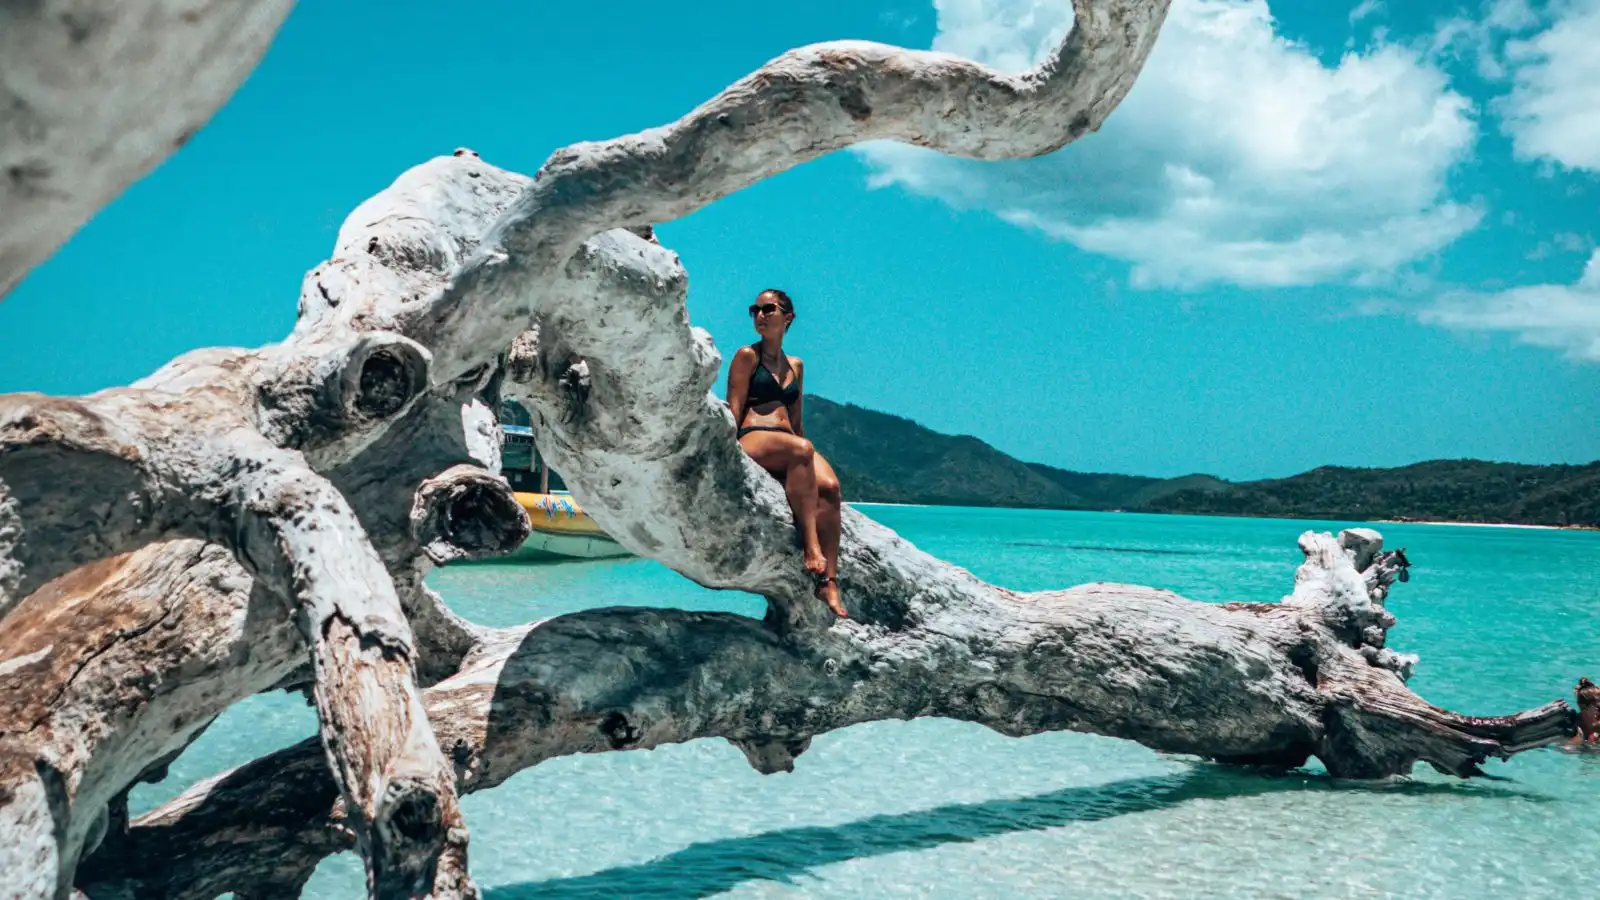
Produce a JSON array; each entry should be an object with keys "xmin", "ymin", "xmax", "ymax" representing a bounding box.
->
[{"xmin": 731, "ymin": 345, "xmax": 758, "ymax": 363}]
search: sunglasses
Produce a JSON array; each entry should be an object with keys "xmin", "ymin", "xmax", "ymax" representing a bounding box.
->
[{"xmin": 748, "ymin": 303, "xmax": 784, "ymax": 317}]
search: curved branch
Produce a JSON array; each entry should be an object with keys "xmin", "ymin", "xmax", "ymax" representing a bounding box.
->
[
  {"xmin": 0, "ymin": 394, "xmax": 193, "ymax": 614},
  {"xmin": 320, "ymin": 382, "xmax": 511, "ymax": 681},
  {"xmin": 0, "ymin": 389, "xmax": 264, "ymax": 616},
  {"xmin": 0, "ymin": 416, "xmax": 468, "ymax": 895},
  {"xmin": 0, "ymin": 541, "xmax": 303, "ymax": 898},
  {"xmin": 251, "ymin": 331, "xmax": 435, "ymax": 466},
  {"xmin": 272, "ymin": 0, "xmax": 1169, "ymax": 384},
  {"xmin": 508, "ymin": 0, "xmax": 1167, "ymax": 250},
  {"xmin": 385, "ymin": 0, "xmax": 1170, "ymax": 381},
  {"xmin": 76, "ymin": 735, "xmax": 347, "ymax": 899},
  {"xmin": 0, "ymin": 0, "xmax": 296, "ymax": 297},
  {"xmin": 221, "ymin": 432, "xmax": 466, "ymax": 897},
  {"xmin": 1, "ymin": 325, "xmax": 438, "ymax": 619}
]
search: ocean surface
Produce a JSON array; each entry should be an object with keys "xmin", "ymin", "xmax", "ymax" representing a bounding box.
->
[{"xmin": 131, "ymin": 508, "xmax": 1600, "ymax": 898}]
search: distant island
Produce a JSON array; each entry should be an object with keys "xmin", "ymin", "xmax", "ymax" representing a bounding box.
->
[{"xmin": 803, "ymin": 397, "xmax": 1600, "ymax": 528}]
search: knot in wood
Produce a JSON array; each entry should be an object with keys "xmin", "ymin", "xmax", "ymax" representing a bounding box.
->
[
  {"xmin": 599, "ymin": 711, "xmax": 640, "ymax": 749},
  {"xmin": 371, "ymin": 777, "xmax": 447, "ymax": 897},
  {"xmin": 381, "ymin": 783, "xmax": 441, "ymax": 844},
  {"xmin": 355, "ymin": 348, "xmax": 413, "ymax": 419},
  {"xmin": 411, "ymin": 465, "xmax": 530, "ymax": 564},
  {"xmin": 443, "ymin": 483, "xmax": 523, "ymax": 553}
]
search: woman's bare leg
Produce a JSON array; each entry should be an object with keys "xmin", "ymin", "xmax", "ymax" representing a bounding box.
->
[
  {"xmin": 813, "ymin": 453, "xmax": 846, "ymax": 617},
  {"xmin": 738, "ymin": 431, "xmax": 825, "ymax": 576},
  {"xmin": 784, "ymin": 452, "xmax": 826, "ymax": 575}
]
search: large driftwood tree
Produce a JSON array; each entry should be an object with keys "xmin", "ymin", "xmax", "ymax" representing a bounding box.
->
[{"xmin": 0, "ymin": 1, "xmax": 1576, "ymax": 897}]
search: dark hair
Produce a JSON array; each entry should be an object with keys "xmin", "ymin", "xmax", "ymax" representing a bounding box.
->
[{"xmin": 758, "ymin": 288, "xmax": 795, "ymax": 317}]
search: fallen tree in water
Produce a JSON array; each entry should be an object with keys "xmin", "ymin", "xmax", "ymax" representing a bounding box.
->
[
  {"xmin": 0, "ymin": 1, "xmax": 1575, "ymax": 897},
  {"xmin": 73, "ymin": 524, "xmax": 1577, "ymax": 897}
]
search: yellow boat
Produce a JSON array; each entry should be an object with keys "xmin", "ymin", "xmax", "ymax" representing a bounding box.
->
[
  {"xmin": 500, "ymin": 411, "xmax": 633, "ymax": 562},
  {"xmin": 512, "ymin": 489, "xmax": 632, "ymax": 561}
]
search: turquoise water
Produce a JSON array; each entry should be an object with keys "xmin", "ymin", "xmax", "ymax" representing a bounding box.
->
[{"xmin": 132, "ymin": 509, "xmax": 1600, "ymax": 898}]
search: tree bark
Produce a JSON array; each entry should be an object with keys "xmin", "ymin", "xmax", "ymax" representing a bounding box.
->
[
  {"xmin": 0, "ymin": 333, "xmax": 472, "ymax": 897},
  {"xmin": 0, "ymin": 0, "xmax": 296, "ymax": 297},
  {"xmin": 0, "ymin": 1, "xmax": 1577, "ymax": 897}
]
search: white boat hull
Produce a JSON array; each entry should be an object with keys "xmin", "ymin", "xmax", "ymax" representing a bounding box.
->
[{"xmin": 512, "ymin": 528, "xmax": 633, "ymax": 561}]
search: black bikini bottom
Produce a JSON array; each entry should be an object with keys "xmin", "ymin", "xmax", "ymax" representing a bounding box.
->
[{"xmin": 737, "ymin": 425, "xmax": 794, "ymax": 439}]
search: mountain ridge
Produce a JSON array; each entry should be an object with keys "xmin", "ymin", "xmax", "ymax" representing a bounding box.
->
[{"xmin": 802, "ymin": 396, "xmax": 1600, "ymax": 528}]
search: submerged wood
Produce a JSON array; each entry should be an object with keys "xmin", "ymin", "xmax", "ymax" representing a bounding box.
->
[{"xmin": 0, "ymin": 1, "xmax": 1575, "ymax": 897}]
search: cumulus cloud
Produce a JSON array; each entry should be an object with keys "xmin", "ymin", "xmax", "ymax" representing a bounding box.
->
[
  {"xmin": 1497, "ymin": 0, "xmax": 1600, "ymax": 171},
  {"xmin": 1430, "ymin": 0, "xmax": 1538, "ymax": 80},
  {"xmin": 856, "ymin": 0, "xmax": 1480, "ymax": 289},
  {"xmin": 1422, "ymin": 249, "xmax": 1600, "ymax": 361}
]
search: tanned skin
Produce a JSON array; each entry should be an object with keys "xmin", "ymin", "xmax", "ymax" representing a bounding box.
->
[
  {"xmin": 1574, "ymin": 677, "xmax": 1600, "ymax": 743},
  {"xmin": 725, "ymin": 289, "xmax": 847, "ymax": 618}
]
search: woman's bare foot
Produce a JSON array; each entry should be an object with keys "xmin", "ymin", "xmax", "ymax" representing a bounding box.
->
[
  {"xmin": 803, "ymin": 547, "xmax": 827, "ymax": 576},
  {"xmin": 816, "ymin": 577, "xmax": 847, "ymax": 618}
]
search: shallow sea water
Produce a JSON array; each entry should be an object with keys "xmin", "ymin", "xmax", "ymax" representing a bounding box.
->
[{"xmin": 132, "ymin": 508, "xmax": 1600, "ymax": 898}]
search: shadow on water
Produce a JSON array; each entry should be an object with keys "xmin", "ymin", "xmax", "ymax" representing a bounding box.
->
[{"xmin": 485, "ymin": 764, "xmax": 1544, "ymax": 900}]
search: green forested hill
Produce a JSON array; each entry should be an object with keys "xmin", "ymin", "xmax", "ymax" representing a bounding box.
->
[
  {"xmin": 802, "ymin": 396, "xmax": 1225, "ymax": 511},
  {"xmin": 800, "ymin": 397, "xmax": 1081, "ymax": 507},
  {"xmin": 1141, "ymin": 460, "xmax": 1600, "ymax": 527},
  {"xmin": 802, "ymin": 396, "xmax": 1600, "ymax": 526}
]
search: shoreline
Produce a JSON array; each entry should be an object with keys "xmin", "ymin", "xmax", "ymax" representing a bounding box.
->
[
  {"xmin": 844, "ymin": 500, "xmax": 1596, "ymax": 531},
  {"xmin": 1377, "ymin": 519, "xmax": 1562, "ymax": 530},
  {"xmin": 846, "ymin": 501, "xmax": 930, "ymax": 509}
]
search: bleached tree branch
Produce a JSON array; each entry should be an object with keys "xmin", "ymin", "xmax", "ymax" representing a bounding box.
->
[
  {"xmin": 78, "ymin": 529, "xmax": 1573, "ymax": 897},
  {"xmin": 0, "ymin": 0, "xmax": 296, "ymax": 297},
  {"xmin": 293, "ymin": 0, "xmax": 1171, "ymax": 383},
  {"xmin": 7, "ymin": 4, "xmax": 1573, "ymax": 899}
]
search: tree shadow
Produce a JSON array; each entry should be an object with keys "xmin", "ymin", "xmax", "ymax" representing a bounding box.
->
[{"xmin": 484, "ymin": 764, "xmax": 1545, "ymax": 899}]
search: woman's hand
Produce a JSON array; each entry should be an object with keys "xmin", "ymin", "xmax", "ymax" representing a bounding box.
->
[{"xmin": 788, "ymin": 358, "xmax": 805, "ymax": 438}]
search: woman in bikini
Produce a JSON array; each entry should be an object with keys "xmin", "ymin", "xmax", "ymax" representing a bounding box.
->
[{"xmin": 725, "ymin": 289, "xmax": 847, "ymax": 618}]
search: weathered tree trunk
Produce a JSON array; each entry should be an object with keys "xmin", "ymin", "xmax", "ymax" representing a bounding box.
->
[
  {"xmin": 73, "ymin": 528, "xmax": 1573, "ymax": 897},
  {"xmin": 0, "ymin": 0, "xmax": 297, "ymax": 297},
  {"xmin": 0, "ymin": 1, "xmax": 1576, "ymax": 897}
]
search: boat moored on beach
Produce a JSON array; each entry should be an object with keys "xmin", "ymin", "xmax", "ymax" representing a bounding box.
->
[
  {"xmin": 511, "ymin": 487, "xmax": 633, "ymax": 560},
  {"xmin": 500, "ymin": 409, "xmax": 633, "ymax": 562}
]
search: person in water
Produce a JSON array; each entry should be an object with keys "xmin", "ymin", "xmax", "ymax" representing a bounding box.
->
[
  {"xmin": 1574, "ymin": 677, "xmax": 1600, "ymax": 744},
  {"xmin": 724, "ymin": 288, "xmax": 848, "ymax": 618}
]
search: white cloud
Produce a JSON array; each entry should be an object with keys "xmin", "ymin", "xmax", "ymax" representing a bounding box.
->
[
  {"xmin": 1349, "ymin": 0, "xmax": 1385, "ymax": 25},
  {"xmin": 1431, "ymin": 0, "xmax": 1538, "ymax": 80},
  {"xmin": 1525, "ymin": 231, "xmax": 1593, "ymax": 261},
  {"xmin": 1498, "ymin": 0, "xmax": 1600, "ymax": 171},
  {"xmin": 857, "ymin": 0, "xmax": 1481, "ymax": 289},
  {"xmin": 1422, "ymin": 249, "xmax": 1600, "ymax": 361}
]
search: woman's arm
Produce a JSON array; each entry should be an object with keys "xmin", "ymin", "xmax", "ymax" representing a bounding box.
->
[
  {"xmin": 789, "ymin": 358, "xmax": 805, "ymax": 438},
  {"xmin": 725, "ymin": 346, "xmax": 756, "ymax": 427}
]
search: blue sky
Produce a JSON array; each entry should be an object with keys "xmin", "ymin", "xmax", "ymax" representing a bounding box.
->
[{"xmin": 1, "ymin": 0, "xmax": 1596, "ymax": 480}]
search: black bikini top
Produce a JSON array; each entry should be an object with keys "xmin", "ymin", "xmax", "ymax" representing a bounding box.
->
[{"xmin": 747, "ymin": 345, "xmax": 800, "ymax": 407}]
